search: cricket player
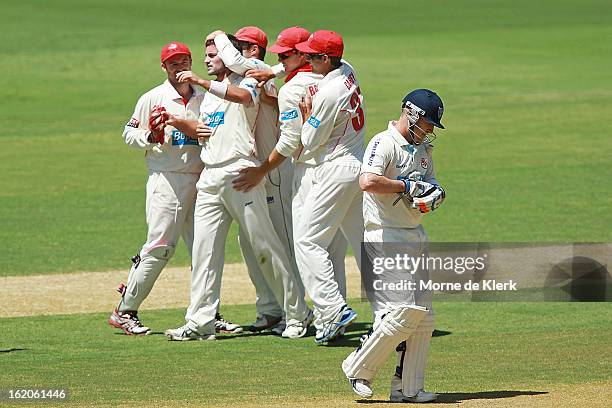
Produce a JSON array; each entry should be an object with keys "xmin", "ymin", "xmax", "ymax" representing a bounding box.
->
[
  {"xmin": 208, "ymin": 27, "xmax": 302, "ymax": 335},
  {"xmin": 341, "ymin": 89, "xmax": 446, "ymax": 402},
  {"xmin": 108, "ymin": 42, "xmax": 205, "ymax": 335},
  {"xmin": 163, "ymin": 35, "xmax": 312, "ymax": 341},
  {"xmin": 286, "ymin": 30, "xmax": 366, "ymax": 344},
  {"xmin": 234, "ymin": 27, "xmax": 351, "ymax": 339}
]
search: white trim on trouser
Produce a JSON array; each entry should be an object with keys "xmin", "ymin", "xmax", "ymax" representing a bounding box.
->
[{"xmin": 120, "ymin": 172, "xmax": 198, "ymax": 312}]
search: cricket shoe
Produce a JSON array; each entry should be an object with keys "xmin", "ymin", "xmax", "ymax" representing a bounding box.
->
[
  {"xmin": 108, "ymin": 309, "xmax": 150, "ymax": 336},
  {"xmin": 271, "ymin": 319, "xmax": 286, "ymax": 336},
  {"xmin": 350, "ymin": 379, "xmax": 373, "ymax": 399},
  {"xmin": 165, "ymin": 325, "xmax": 216, "ymax": 341},
  {"xmin": 389, "ymin": 375, "xmax": 437, "ymax": 403},
  {"xmin": 282, "ymin": 309, "xmax": 314, "ymax": 338},
  {"xmin": 247, "ymin": 313, "xmax": 282, "ymax": 332},
  {"xmin": 215, "ymin": 313, "xmax": 243, "ymax": 334},
  {"xmin": 315, "ymin": 305, "xmax": 357, "ymax": 344}
]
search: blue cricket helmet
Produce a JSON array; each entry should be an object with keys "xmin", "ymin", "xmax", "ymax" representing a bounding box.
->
[{"xmin": 402, "ymin": 89, "xmax": 445, "ymax": 129}]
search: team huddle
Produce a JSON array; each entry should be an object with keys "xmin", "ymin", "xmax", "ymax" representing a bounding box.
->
[{"xmin": 108, "ymin": 25, "xmax": 446, "ymax": 403}]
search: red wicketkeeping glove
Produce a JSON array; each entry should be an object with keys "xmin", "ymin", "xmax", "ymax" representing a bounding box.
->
[{"xmin": 148, "ymin": 106, "xmax": 167, "ymax": 144}]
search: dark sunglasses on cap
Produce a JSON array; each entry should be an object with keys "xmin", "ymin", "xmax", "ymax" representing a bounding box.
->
[
  {"xmin": 305, "ymin": 53, "xmax": 327, "ymax": 61},
  {"xmin": 278, "ymin": 50, "xmax": 297, "ymax": 60}
]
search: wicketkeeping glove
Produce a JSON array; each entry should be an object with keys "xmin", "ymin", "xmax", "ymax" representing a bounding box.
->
[
  {"xmin": 411, "ymin": 186, "xmax": 445, "ymax": 213},
  {"xmin": 148, "ymin": 106, "xmax": 167, "ymax": 144}
]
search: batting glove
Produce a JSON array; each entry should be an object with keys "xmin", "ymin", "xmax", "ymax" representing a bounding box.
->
[{"xmin": 411, "ymin": 186, "xmax": 445, "ymax": 213}]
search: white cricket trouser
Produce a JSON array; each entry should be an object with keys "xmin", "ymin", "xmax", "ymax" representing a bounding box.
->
[
  {"xmin": 239, "ymin": 159, "xmax": 302, "ymax": 318},
  {"xmin": 119, "ymin": 171, "xmax": 198, "ymax": 313},
  {"xmin": 364, "ymin": 224, "xmax": 434, "ymax": 396},
  {"xmin": 294, "ymin": 160, "xmax": 363, "ymax": 326},
  {"xmin": 186, "ymin": 162, "xmax": 309, "ymax": 334}
]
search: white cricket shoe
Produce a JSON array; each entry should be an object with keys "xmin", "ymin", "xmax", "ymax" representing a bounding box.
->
[
  {"xmin": 271, "ymin": 319, "xmax": 286, "ymax": 336},
  {"xmin": 282, "ymin": 309, "xmax": 314, "ymax": 338},
  {"xmin": 350, "ymin": 379, "xmax": 373, "ymax": 399},
  {"xmin": 389, "ymin": 375, "xmax": 437, "ymax": 403},
  {"xmin": 165, "ymin": 325, "xmax": 216, "ymax": 341},
  {"xmin": 247, "ymin": 313, "xmax": 283, "ymax": 332},
  {"xmin": 108, "ymin": 309, "xmax": 151, "ymax": 336},
  {"xmin": 215, "ymin": 313, "xmax": 243, "ymax": 334}
]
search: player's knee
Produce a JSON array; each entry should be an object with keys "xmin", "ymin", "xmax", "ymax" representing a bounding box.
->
[
  {"xmin": 382, "ymin": 305, "xmax": 429, "ymax": 336},
  {"xmin": 144, "ymin": 245, "xmax": 176, "ymax": 261}
]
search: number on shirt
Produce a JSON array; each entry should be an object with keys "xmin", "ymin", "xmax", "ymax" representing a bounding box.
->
[{"xmin": 349, "ymin": 87, "xmax": 365, "ymax": 131}]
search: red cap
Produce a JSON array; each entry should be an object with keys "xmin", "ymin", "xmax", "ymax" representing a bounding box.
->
[
  {"xmin": 268, "ymin": 26, "xmax": 311, "ymax": 54},
  {"xmin": 295, "ymin": 30, "xmax": 343, "ymax": 57},
  {"xmin": 235, "ymin": 26, "xmax": 268, "ymax": 48},
  {"xmin": 160, "ymin": 42, "xmax": 191, "ymax": 63}
]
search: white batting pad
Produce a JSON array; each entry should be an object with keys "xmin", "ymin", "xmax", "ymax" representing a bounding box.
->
[{"xmin": 342, "ymin": 305, "xmax": 428, "ymax": 381}]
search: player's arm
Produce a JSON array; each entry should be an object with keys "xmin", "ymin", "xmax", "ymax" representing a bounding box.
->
[
  {"xmin": 300, "ymin": 90, "xmax": 339, "ymax": 149},
  {"xmin": 359, "ymin": 137, "xmax": 403, "ymax": 193},
  {"xmin": 259, "ymin": 81, "xmax": 278, "ymax": 108},
  {"xmin": 232, "ymin": 88, "xmax": 298, "ymax": 192},
  {"xmin": 360, "ymin": 173, "xmax": 405, "ymax": 194},
  {"xmin": 176, "ymin": 71, "xmax": 255, "ymax": 106},
  {"xmin": 213, "ymin": 32, "xmax": 261, "ymax": 76},
  {"xmin": 123, "ymin": 95, "xmax": 162, "ymax": 149}
]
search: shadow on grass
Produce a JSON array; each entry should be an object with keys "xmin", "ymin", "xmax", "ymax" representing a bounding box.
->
[
  {"xmin": 358, "ymin": 390, "xmax": 548, "ymax": 404},
  {"xmin": 0, "ymin": 348, "xmax": 26, "ymax": 353},
  {"xmin": 142, "ymin": 325, "xmax": 452, "ymax": 345}
]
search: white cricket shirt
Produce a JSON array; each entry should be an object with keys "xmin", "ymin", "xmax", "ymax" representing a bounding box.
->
[
  {"xmin": 198, "ymin": 73, "xmax": 260, "ymax": 168},
  {"xmin": 123, "ymin": 80, "xmax": 205, "ymax": 173},
  {"xmin": 361, "ymin": 122, "xmax": 439, "ymax": 229},
  {"xmin": 276, "ymin": 69, "xmax": 323, "ymax": 163},
  {"xmin": 215, "ymin": 34, "xmax": 280, "ymax": 160},
  {"xmin": 299, "ymin": 62, "xmax": 365, "ymax": 166}
]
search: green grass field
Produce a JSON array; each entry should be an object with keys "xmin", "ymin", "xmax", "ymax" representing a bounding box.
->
[
  {"xmin": 1, "ymin": 302, "xmax": 611, "ymax": 406},
  {"xmin": 1, "ymin": 0, "xmax": 611, "ymax": 276},
  {"xmin": 1, "ymin": 0, "xmax": 611, "ymax": 406}
]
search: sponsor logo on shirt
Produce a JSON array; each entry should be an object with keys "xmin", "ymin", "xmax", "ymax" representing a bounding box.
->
[
  {"xmin": 127, "ymin": 117, "xmax": 140, "ymax": 128},
  {"xmin": 171, "ymin": 129, "xmax": 198, "ymax": 146},
  {"xmin": 203, "ymin": 112, "xmax": 225, "ymax": 128},
  {"xmin": 367, "ymin": 139, "xmax": 380, "ymax": 166},
  {"xmin": 421, "ymin": 158, "xmax": 428, "ymax": 169},
  {"xmin": 244, "ymin": 83, "xmax": 259, "ymax": 99},
  {"xmin": 280, "ymin": 109, "xmax": 299, "ymax": 121},
  {"xmin": 307, "ymin": 116, "xmax": 321, "ymax": 128},
  {"xmin": 266, "ymin": 196, "xmax": 274, "ymax": 204}
]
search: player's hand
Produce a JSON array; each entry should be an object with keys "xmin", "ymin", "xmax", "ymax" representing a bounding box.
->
[
  {"xmin": 400, "ymin": 179, "xmax": 435, "ymax": 198},
  {"xmin": 411, "ymin": 186, "xmax": 445, "ymax": 213},
  {"xmin": 206, "ymin": 30, "xmax": 225, "ymax": 42},
  {"xmin": 245, "ymin": 68, "xmax": 275, "ymax": 87},
  {"xmin": 299, "ymin": 93, "xmax": 312, "ymax": 124},
  {"xmin": 232, "ymin": 166, "xmax": 266, "ymax": 192},
  {"xmin": 148, "ymin": 106, "xmax": 167, "ymax": 144},
  {"xmin": 196, "ymin": 123, "xmax": 213, "ymax": 143},
  {"xmin": 176, "ymin": 71, "xmax": 202, "ymax": 84}
]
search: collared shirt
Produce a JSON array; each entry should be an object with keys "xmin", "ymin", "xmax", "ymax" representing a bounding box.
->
[
  {"xmin": 215, "ymin": 34, "xmax": 279, "ymax": 161},
  {"xmin": 123, "ymin": 80, "xmax": 205, "ymax": 173},
  {"xmin": 299, "ymin": 61, "xmax": 365, "ymax": 166},
  {"xmin": 276, "ymin": 69, "xmax": 323, "ymax": 163},
  {"xmin": 198, "ymin": 73, "xmax": 260, "ymax": 168},
  {"xmin": 361, "ymin": 121, "xmax": 438, "ymax": 229}
]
